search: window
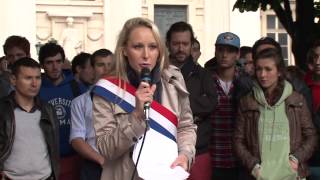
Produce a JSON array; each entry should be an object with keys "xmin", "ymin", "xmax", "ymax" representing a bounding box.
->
[
  {"xmin": 154, "ymin": 5, "xmax": 187, "ymax": 38},
  {"xmin": 263, "ymin": 14, "xmax": 293, "ymax": 66}
]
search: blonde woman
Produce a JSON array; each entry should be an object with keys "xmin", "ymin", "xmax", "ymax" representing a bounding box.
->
[{"xmin": 92, "ymin": 17, "xmax": 196, "ymax": 180}]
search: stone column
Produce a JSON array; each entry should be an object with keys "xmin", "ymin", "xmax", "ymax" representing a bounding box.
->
[{"xmin": 0, "ymin": 0, "xmax": 37, "ymax": 57}]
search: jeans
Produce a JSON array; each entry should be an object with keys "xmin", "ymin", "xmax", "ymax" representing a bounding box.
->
[
  {"xmin": 308, "ymin": 166, "xmax": 320, "ymax": 180},
  {"xmin": 80, "ymin": 159, "xmax": 102, "ymax": 180}
]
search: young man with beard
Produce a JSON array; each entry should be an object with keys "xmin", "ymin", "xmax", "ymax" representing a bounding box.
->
[
  {"xmin": 0, "ymin": 58, "xmax": 59, "ymax": 180},
  {"xmin": 166, "ymin": 21, "xmax": 217, "ymax": 180},
  {"xmin": 38, "ymin": 42, "xmax": 86, "ymax": 180}
]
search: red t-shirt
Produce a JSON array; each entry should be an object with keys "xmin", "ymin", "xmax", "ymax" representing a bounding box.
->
[{"xmin": 305, "ymin": 71, "xmax": 320, "ymax": 112}]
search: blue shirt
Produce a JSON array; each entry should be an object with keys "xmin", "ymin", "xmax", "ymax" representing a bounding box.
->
[
  {"xmin": 69, "ymin": 89, "xmax": 98, "ymax": 152},
  {"xmin": 39, "ymin": 70, "xmax": 86, "ymax": 157}
]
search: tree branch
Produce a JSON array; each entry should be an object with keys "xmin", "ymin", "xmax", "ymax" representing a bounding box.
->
[
  {"xmin": 296, "ymin": 0, "xmax": 314, "ymax": 30},
  {"xmin": 271, "ymin": 0, "xmax": 294, "ymax": 37},
  {"xmin": 283, "ymin": 0, "xmax": 295, "ymax": 35}
]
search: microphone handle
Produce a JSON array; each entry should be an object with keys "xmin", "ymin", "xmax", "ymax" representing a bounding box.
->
[{"xmin": 144, "ymin": 102, "xmax": 150, "ymax": 121}]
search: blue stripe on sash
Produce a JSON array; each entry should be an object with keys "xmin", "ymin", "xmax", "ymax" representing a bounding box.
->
[
  {"xmin": 93, "ymin": 85, "xmax": 176, "ymax": 142},
  {"xmin": 148, "ymin": 120, "xmax": 176, "ymax": 142},
  {"xmin": 93, "ymin": 86, "xmax": 134, "ymax": 112}
]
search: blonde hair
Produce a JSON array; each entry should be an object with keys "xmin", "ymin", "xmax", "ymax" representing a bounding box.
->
[{"xmin": 113, "ymin": 17, "xmax": 169, "ymax": 81}]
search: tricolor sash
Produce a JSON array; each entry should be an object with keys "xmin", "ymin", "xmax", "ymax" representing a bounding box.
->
[
  {"xmin": 93, "ymin": 78, "xmax": 188, "ymax": 179},
  {"xmin": 93, "ymin": 77, "xmax": 178, "ymax": 141},
  {"xmin": 93, "ymin": 78, "xmax": 188, "ymax": 180}
]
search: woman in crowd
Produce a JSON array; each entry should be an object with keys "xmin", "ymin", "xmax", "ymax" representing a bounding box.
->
[
  {"xmin": 234, "ymin": 48, "xmax": 317, "ymax": 180},
  {"xmin": 92, "ymin": 17, "xmax": 196, "ymax": 180}
]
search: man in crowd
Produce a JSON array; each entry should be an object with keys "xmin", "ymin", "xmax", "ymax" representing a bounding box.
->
[
  {"xmin": 239, "ymin": 46, "xmax": 254, "ymax": 76},
  {"xmin": 166, "ymin": 21, "xmax": 217, "ymax": 180},
  {"xmin": 71, "ymin": 52, "xmax": 94, "ymax": 89},
  {"xmin": 191, "ymin": 39, "xmax": 202, "ymax": 63},
  {"xmin": 38, "ymin": 42, "xmax": 86, "ymax": 180},
  {"xmin": 305, "ymin": 39, "xmax": 320, "ymax": 180},
  {"xmin": 1, "ymin": 35, "xmax": 30, "ymax": 98},
  {"xmin": 3, "ymin": 35, "xmax": 30, "ymax": 67},
  {"xmin": 70, "ymin": 49, "xmax": 113, "ymax": 180},
  {"xmin": 0, "ymin": 58, "xmax": 59, "ymax": 180},
  {"xmin": 206, "ymin": 32, "xmax": 244, "ymax": 180}
]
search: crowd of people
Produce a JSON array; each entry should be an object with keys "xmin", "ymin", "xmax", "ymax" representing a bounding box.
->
[{"xmin": 0, "ymin": 17, "xmax": 319, "ymax": 180}]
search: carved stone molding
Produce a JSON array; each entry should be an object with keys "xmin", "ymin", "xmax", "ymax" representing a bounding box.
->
[
  {"xmin": 87, "ymin": 28, "xmax": 103, "ymax": 41},
  {"xmin": 36, "ymin": 0, "xmax": 105, "ymax": 54},
  {"xmin": 36, "ymin": 29, "xmax": 51, "ymax": 41},
  {"xmin": 46, "ymin": 10, "xmax": 93, "ymax": 18}
]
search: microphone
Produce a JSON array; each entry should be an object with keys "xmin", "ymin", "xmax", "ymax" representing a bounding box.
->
[{"xmin": 140, "ymin": 68, "xmax": 151, "ymax": 121}]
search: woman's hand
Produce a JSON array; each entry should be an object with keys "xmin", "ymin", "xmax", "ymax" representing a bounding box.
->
[
  {"xmin": 97, "ymin": 155, "xmax": 105, "ymax": 167},
  {"xmin": 253, "ymin": 167, "xmax": 261, "ymax": 178},
  {"xmin": 132, "ymin": 82, "xmax": 156, "ymax": 120},
  {"xmin": 289, "ymin": 159, "xmax": 298, "ymax": 172},
  {"xmin": 170, "ymin": 154, "xmax": 189, "ymax": 171},
  {"xmin": 251, "ymin": 164, "xmax": 261, "ymax": 178},
  {"xmin": 0, "ymin": 58, "xmax": 9, "ymax": 72}
]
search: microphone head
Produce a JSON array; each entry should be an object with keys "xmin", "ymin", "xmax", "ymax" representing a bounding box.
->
[{"xmin": 140, "ymin": 67, "xmax": 151, "ymax": 84}]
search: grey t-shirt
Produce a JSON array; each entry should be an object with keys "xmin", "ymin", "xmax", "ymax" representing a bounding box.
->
[{"xmin": 3, "ymin": 108, "xmax": 52, "ymax": 180}]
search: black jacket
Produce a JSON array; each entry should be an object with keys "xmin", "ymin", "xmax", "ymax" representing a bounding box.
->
[
  {"xmin": 0, "ymin": 72, "xmax": 12, "ymax": 99},
  {"xmin": 204, "ymin": 58, "xmax": 254, "ymax": 108},
  {"xmin": 180, "ymin": 57, "xmax": 218, "ymax": 154},
  {"xmin": 0, "ymin": 93, "xmax": 60, "ymax": 179}
]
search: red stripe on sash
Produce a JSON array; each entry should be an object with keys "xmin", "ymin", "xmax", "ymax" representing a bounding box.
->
[{"xmin": 103, "ymin": 77, "xmax": 178, "ymax": 127}]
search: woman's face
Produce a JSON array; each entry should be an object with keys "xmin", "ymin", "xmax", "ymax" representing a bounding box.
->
[
  {"xmin": 312, "ymin": 46, "xmax": 320, "ymax": 76},
  {"xmin": 255, "ymin": 57, "xmax": 280, "ymax": 93},
  {"xmin": 124, "ymin": 26, "xmax": 159, "ymax": 74}
]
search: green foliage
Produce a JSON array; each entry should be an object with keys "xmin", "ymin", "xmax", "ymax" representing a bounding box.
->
[
  {"xmin": 315, "ymin": 1, "xmax": 320, "ymax": 20},
  {"xmin": 233, "ymin": 0, "xmax": 287, "ymax": 12}
]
